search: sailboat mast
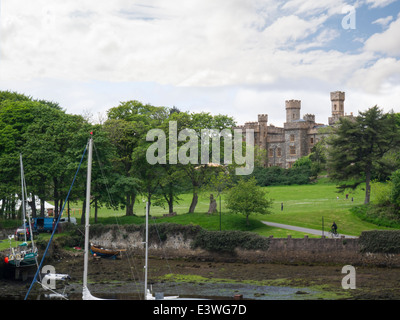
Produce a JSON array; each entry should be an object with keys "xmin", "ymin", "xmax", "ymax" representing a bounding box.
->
[
  {"xmin": 21, "ymin": 155, "xmax": 36, "ymax": 252},
  {"xmin": 20, "ymin": 154, "xmax": 27, "ymax": 243},
  {"xmin": 83, "ymin": 136, "xmax": 93, "ymax": 291},
  {"xmin": 144, "ymin": 201, "xmax": 149, "ymax": 300}
]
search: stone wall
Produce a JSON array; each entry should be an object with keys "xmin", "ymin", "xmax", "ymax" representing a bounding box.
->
[{"xmin": 89, "ymin": 231, "xmax": 400, "ymax": 267}]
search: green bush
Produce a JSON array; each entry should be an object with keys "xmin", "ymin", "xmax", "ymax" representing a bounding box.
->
[
  {"xmin": 351, "ymin": 204, "xmax": 400, "ymax": 228},
  {"xmin": 249, "ymin": 165, "xmax": 311, "ymax": 187},
  {"xmin": 191, "ymin": 229, "xmax": 270, "ymax": 254},
  {"xmin": 359, "ymin": 230, "xmax": 400, "ymax": 253}
]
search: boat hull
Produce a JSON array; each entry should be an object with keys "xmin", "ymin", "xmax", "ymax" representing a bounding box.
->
[
  {"xmin": 90, "ymin": 244, "xmax": 122, "ymax": 259},
  {"xmin": 7, "ymin": 252, "xmax": 38, "ymax": 268}
]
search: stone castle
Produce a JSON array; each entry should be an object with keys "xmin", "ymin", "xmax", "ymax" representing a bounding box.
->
[{"xmin": 234, "ymin": 91, "xmax": 353, "ymax": 168}]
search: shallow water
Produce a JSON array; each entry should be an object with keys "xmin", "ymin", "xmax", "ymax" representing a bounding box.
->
[{"xmin": 19, "ymin": 280, "xmax": 322, "ymax": 300}]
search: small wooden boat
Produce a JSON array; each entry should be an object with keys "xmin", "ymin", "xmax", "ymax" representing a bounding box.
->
[{"xmin": 90, "ymin": 243, "xmax": 125, "ymax": 259}]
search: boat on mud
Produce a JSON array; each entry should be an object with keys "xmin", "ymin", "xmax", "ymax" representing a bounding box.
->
[{"xmin": 90, "ymin": 243, "xmax": 125, "ymax": 259}]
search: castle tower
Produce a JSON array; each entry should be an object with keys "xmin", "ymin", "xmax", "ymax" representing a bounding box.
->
[
  {"xmin": 258, "ymin": 114, "xmax": 268, "ymax": 123},
  {"xmin": 329, "ymin": 91, "xmax": 345, "ymax": 125},
  {"xmin": 285, "ymin": 100, "xmax": 301, "ymax": 123}
]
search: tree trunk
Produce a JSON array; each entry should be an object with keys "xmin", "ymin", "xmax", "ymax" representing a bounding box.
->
[
  {"xmin": 208, "ymin": 194, "xmax": 217, "ymax": 214},
  {"xmin": 94, "ymin": 198, "xmax": 98, "ymax": 223},
  {"xmin": 167, "ymin": 196, "xmax": 174, "ymax": 214},
  {"xmin": 365, "ymin": 167, "xmax": 371, "ymax": 204},
  {"xmin": 126, "ymin": 193, "xmax": 136, "ymax": 216},
  {"xmin": 28, "ymin": 195, "xmax": 37, "ymax": 218},
  {"xmin": 80, "ymin": 199, "xmax": 86, "ymax": 225},
  {"xmin": 0, "ymin": 198, "xmax": 5, "ymax": 219},
  {"xmin": 40, "ymin": 198, "xmax": 45, "ymax": 217},
  {"xmin": 11, "ymin": 197, "xmax": 16, "ymax": 220},
  {"xmin": 189, "ymin": 192, "xmax": 198, "ymax": 213}
]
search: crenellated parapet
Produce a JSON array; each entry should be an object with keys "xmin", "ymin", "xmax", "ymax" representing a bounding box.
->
[
  {"xmin": 303, "ymin": 114, "xmax": 315, "ymax": 122},
  {"xmin": 258, "ymin": 114, "xmax": 268, "ymax": 123}
]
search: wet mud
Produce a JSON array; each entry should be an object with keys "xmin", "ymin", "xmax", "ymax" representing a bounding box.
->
[{"xmin": 2, "ymin": 249, "xmax": 400, "ymax": 300}]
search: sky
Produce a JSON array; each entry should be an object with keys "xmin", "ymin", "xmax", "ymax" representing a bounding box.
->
[{"xmin": 0, "ymin": 0, "xmax": 399, "ymax": 127}]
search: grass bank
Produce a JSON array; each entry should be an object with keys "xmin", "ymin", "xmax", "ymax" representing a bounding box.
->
[{"xmin": 2, "ymin": 180, "xmax": 397, "ymax": 240}]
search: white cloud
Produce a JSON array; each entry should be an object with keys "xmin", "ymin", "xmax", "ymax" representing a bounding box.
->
[
  {"xmin": 280, "ymin": 0, "xmax": 348, "ymax": 16},
  {"xmin": 0, "ymin": 0, "xmax": 399, "ymax": 123},
  {"xmin": 365, "ymin": 0, "xmax": 397, "ymax": 8},
  {"xmin": 364, "ymin": 14, "xmax": 400, "ymax": 56},
  {"xmin": 348, "ymin": 58, "xmax": 400, "ymax": 93},
  {"xmin": 372, "ymin": 15, "xmax": 393, "ymax": 27}
]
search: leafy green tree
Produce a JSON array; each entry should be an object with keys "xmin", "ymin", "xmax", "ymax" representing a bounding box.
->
[
  {"xmin": 225, "ymin": 177, "xmax": 272, "ymax": 226},
  {"xmin": 327, "ymin": 106, "xmax": 400, "ymax": 204},
  {"xmin": 103, "ymin": 119, "xmax": 140, "ymax": 216},
  {"xmin": 309, "ymin": 140, "xmax": 327, "ymax": 177},
  {"xmin": 390, "ymin": 169, "xmax": 400, "ymax": 209},
  {"xmin": 106, "ymin": 100, "xmax": 170, "ymax": 215},
  {"xmin": 167, "ymin": 111, "xmax": 236, "ymax": 213},
  {"xmin": 152, "ymin": 164, "xmax": 189, "ymax": 214}
]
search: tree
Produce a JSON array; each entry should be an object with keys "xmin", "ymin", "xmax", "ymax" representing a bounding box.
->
[
  {"xmin": 309, "ymin": 140, "xmax": 327, "ymax": 177},
  {"xmin": 225, "ymin": 177, "xmax": 272, "ymax": 226},
  {"xmin": 153, "ymin": 164, "xmax": 188, "ymax": 214},
  {"xmin": 106, "ymin": 100, "xmax": 170, "ymax": 215},
  {"xmin": 103, "ymin": 119, "xmax": 140, "ymax": 216},
  {"xmin": 390, "ymin": 169, "xmax": 400, "ymax": 209},
  {"xmin": 167, "ymin": 111, "xmax": 236, "ymax": 213},
  {"xmin": 327, "ymin": 106, "xmax": 400, "ymax": 204}
]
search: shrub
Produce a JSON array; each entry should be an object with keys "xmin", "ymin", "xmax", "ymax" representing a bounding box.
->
[
  {"xmin": 359, "ymin": 230, "xmax": 400, "ymax": 253},
  {"xmin": 191, "ymin": 229, "xmax": 270, "ymax": 254},
  {"xmin": 351, "ymin": 204, "xmax": 400, "ymax": 228}
]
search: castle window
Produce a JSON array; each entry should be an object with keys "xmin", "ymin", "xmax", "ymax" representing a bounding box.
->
[
  {"xmin": 310, "ymin": 137, "xmax": 314, "ymax": 144},
  {"xmin": 289, "ymin": 146, "xmax": 296, "ymax": 155},
  {"xmin": 268, "ymin": 149, "xmax": 274, "ymax": 157},
  {"xmin": 277, "ymin": 148, "xmax": 282, "ymax": 157},
  {"xmin": 290, "ymin": 134, "xmax": 295, "ymax": 142}
]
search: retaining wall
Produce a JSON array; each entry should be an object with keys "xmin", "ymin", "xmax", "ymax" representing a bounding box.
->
[{"xmin": 89, "ymin": 231, "xmax": 400, "ymax": 267}]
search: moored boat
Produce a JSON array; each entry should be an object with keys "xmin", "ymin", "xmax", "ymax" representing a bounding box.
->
[{"xmin": 90, "ymin": 243, "xmax": 124, "ymax": 259}]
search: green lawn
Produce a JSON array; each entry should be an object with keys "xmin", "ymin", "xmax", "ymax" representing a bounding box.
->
[
  {"xmin": 83, "ymin": 180, "xmax": 396, "ymax": 238},
  {"xmin": 1, "ymin": 180, "xmax": 397, "ymax": 241},
  {"xmin": 256, "ymin": 181, "xmax": 388, "ymax": 236}
]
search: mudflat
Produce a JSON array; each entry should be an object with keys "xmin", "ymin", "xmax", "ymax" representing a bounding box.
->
[{"xmin": 2, "ymin": 249, "xmax": 400, "ymax": 300}]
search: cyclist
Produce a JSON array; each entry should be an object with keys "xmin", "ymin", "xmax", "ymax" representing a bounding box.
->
[{"xmin": 331, "ymin": 221, "xmax": 338, "ymax": 235}]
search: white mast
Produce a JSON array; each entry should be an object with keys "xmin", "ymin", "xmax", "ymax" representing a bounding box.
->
[
  {"xmin": 144, "ymin": 201, "xmax": 149, "ymax": 300},
  {"xmin": 20, "ymin": 155, "xmax": 36, "ymax": 252},
  {"xmin": 20, "ymin": 154, "xmax": 27, "ymax": 243},
  {"xmin": 83, "ymin": 136, "xmax": 93, "ymax": 293}
]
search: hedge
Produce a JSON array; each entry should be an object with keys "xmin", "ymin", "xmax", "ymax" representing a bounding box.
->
[
  {"xmin": 359, "ymin": 230, "xmax": 400, "ymax": 254},
  {"xmin": 191, "ymin": 229, "xmax": 270, "ymax": 254}
]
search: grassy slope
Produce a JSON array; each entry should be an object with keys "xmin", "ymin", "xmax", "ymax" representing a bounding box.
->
[
  {"xmin": 1, "ymin": 180, "xmax": 397, "ymax": 242},
  {"xmin": 88, "ymin": 179, "xmax": 396, "ymax": 238}
]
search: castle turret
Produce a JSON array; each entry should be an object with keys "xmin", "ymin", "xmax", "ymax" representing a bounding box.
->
[
  {"xmin": 329, "ymin": 91, "xmax": 345, "ymax": 125},
  {"xmin": 303, "ymin": 114, "xmax": 315, "ymax": 123},
  {"xmin": 258, "ymin": 114, "xmax": 268, "ymax": 123},
  {"xmin": 285, "ymin": 100, "xmax": 301, "ymax": 123}
]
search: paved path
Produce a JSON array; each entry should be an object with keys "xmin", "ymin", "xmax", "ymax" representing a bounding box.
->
[{"xmin": 261, "ymin": 221, "xmax": 358, "ymax": 238}]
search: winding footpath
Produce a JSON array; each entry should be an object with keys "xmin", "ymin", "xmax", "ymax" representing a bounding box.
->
[{"xmin": 261, "ymin": 221, "xmax": 358, "ymax": 238}]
